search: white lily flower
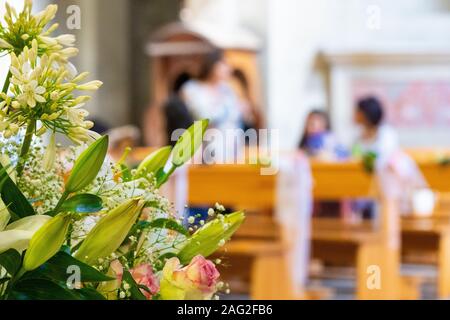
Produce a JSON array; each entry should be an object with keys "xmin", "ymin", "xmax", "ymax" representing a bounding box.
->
[
  {"xmin": 0, "ymin": 215, "xmax": 51, "ymax": 254},
  {"xmin": 17, "ymin": 80, "xmax": 46, "ymax": 108},
  {"xmin": 5, "ymin": 215, "xmax": 52, "ymax": 233}
]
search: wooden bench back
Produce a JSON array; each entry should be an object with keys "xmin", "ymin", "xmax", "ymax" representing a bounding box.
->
[
  {"xmin": 311, "ymin": 162, "xmax": 373, "ymax": 200},
  {"xmin": 187, "ymin": 164, "xmax": 278, "ymax": 240}
]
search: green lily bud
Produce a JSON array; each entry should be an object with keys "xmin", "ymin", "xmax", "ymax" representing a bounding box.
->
[
  {"xmin": 172, "ymin": 120, "xmax": 209, "ymax": 167},
  {"xmin": 178, "ymin": 211, "xmax": 245, "ymax": 265},
  {"xmin": 135, "ymin": 146, "xmax": 172, "ymax": 180},
  {"xmin": 23, "ymin": 213, "xmax": 72, "ymax": 271},
  {"xmin": 65, "ymin": 135, "xmax": 109, "ymax": 193},
  {"xmin": 74, "ymin": 199, "xmax": 145, "ymax": 265}
]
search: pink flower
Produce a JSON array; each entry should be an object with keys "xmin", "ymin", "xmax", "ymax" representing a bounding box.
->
[
  {"xmin": 184, "ymin": 255, "xmax": 220, "ymax": 293},
  {"xmin": 130, "ymin": 263, "xmax": 160, "ymax": 299},
  {"xmin": 160, "ymin": 255, "xmax": 220, "ymax": 300}
]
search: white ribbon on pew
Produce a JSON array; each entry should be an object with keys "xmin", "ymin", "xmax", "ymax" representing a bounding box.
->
[{"xmin": 275, "ymin": 153, "xmax": 313, "ymax": 294}]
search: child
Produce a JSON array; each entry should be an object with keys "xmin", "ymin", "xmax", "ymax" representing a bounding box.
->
[{"xmin": 299, "ymin": 110, "xmax": 347, "ymax": 160}]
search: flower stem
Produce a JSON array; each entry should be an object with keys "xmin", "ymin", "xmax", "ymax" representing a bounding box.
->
[
  {"xmin": 1, "ymin": 70, "xmax": 11, "ymax": 94},
  {"xmin": 53, "ymin": 190, "xmax": 69, "ymax": 214},
  {"xmin": 16, "ymin": 119, "xmax": 36, "ymax": 177}
]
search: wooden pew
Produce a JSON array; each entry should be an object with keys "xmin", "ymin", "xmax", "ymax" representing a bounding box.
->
[
  {"xmin": 402, "ymin": 217, "xmax": 450, "ymax": 298},
  {"xmin": 187, "ymin": 164, "xmax": 299, "ymax": 300},
  {"xmin": 311, "ymin": 161, "xmax": 419, "ymax": 299},
  {"xmin": 311, "ymin": 159, "xmax": 450, "ymax": 299}
]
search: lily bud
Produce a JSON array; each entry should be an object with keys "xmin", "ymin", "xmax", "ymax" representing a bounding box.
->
[
  {"xmin": 172, "ymin": 119, "xmax": 209, "ymax": 167},
  {"xmin": 77, "ymin": 80, "xmax": 103, "ymax": 91},
  {"xmin": 40, "ymin": 4, "xmax": 57, "ymax": 25},
  {"xmin": 74, "ymin": 199, "xmax": 145, "ymax": 265},
  {"xmin": 135, "ymin": 146, "xmax": 172, "ymax": 180},
  {"xmin": 72, "ymin": 72, "xmax": 90, "ymax": 83},
  {"xmin": 65, "ymin": 135, "xmax": 109, "ymax": 193},
  {"xmin": 177, "ymin": 211, "xmax": 245, "ymax": 265},
  {"xmin": 60, "ymin": 47, "xmax": 79, "ymax": 59},
  {"xmin": 0, "ymin": 38, "xmax": 13, "ymax": 50},
  {"xmin": 56, "ymin": 34, "xmax": 76, "ymax": 47},
  {"xmin": 72, "ymin": 95, "xmax": 91, "ymax": 105},
  {"xmin": 23, "ymin": 213, "xmax": 72, "ymax": 271}
]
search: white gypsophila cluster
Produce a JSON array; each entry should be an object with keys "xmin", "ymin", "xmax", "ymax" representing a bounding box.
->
[{"xmin": 16, "ymin": 140, "xmax": 64, "ymax": 214}]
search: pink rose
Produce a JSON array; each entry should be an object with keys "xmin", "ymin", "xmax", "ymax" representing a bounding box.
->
[
  {"xmin": 130, "ymin": 263, "xmax": 160, "ymax": 299},
  {"xmin": 160, "ymin": 255, "xmax": 220, "ymax": 300},
  {"xmin": 184, "ymin": 255, "xmax": 220, "ymax": 293}
]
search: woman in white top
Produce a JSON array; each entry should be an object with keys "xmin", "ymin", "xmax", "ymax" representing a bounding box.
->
[
  {"xmin": 353, "ymin": 96, "xmax": 399, "ymax": 167},
  {"xmin": 353, "ymin": 97, "xmax": 427, "ymax": 216},
  {"xmin": 181, "ymin": 50, "xmax": 244, "ymax": 162}
]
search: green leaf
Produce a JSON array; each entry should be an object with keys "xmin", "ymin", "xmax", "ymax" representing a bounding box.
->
[
  {"xmin": 154, "ymin": 252, "xmax": 178, "ymax": 271},
  {"xmin": 178, "ymin": 211, "xmax": 245, "ymax": 265},
  {"xmin": 56, "ymin": 194, "xmax": 103, "ymax": 215},
  {"xmin": 129, "ymin": 218, "xmax": 189, "ymax": 237},
  {"xmin": 122, "ymin": 270, "xmax": 147, "ymax": 300},
  {"xmin": 65, "ymin": 136, "xmax": 109, "ymax": 193},
  {"xmin": 149, "ymin": 218, "xmax": 189, "ymax": 236},
  {"xmin": 135, "ymin": 146, "xmax": 172, "ymax": 180},
  {"xmin": 0, "ymin": 163, "xmax": 35, "ymax": 221},
  {"xmin": 24, "ymin": 251, "xmax": 113, "ymax": 283},
  {"xmin": 172, "ymin": 119, "xmax": 209, "ymax": 167},
  {"xmin": 8, "ymin": 278, "xmax": 81, "ymax": 300},
  {"xmin": 0, "ymin": 277, "xmax": 11, "ymax": 285},
  {"xmin": 0, "ymin": 249, "xmax": 21, "ymax": 276}
]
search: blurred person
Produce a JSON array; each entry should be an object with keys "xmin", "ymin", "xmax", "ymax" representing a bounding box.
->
[
  {"xmin": 350, "ymin": 96, "xmax": 428, "ymax": 219},
  {"xmin": 298, "ymin": 110, "xmax": 348, "ymax": 218},
  {"xmin": 164, "ymin": 72, "xmax": 194, "ymax": 146},
  {"xmin": 182, "ymin": 50, "xmax": 245, "ymax": 161},
  {"xmin": 230, "ymin": 69, "xmax": 264, "ymax": 133},
  {"xmin": 353, "ymin": 96, "xmax": 399, "ymax": 166},
  {"xmin": 299, "ymin": 109, "xmax": 348, "ymax": 160}
]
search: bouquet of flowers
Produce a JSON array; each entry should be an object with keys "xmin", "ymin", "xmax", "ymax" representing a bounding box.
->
[{"xmin": 0, "ymin": 1, "xmax": 244, "ymax": 300}]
